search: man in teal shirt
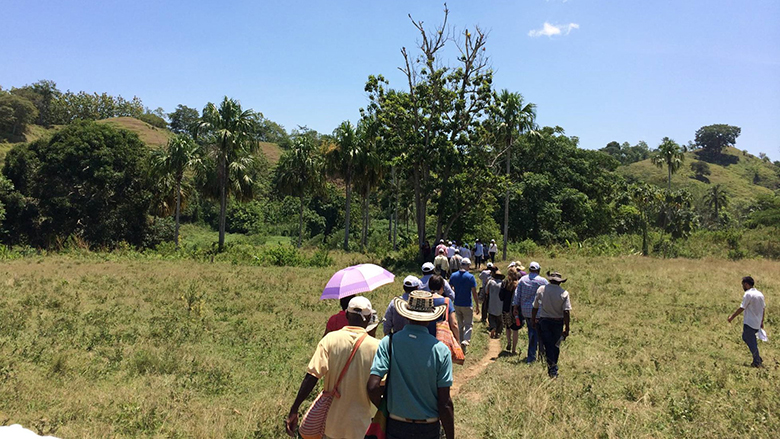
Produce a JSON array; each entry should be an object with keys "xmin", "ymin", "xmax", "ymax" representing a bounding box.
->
[{"xmin": 368, "ymin": 291, "xmax": 455, "ymax": 439}]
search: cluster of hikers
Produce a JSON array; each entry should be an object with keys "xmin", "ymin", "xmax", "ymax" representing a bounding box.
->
[
  {"xmin": 427, "ymin": 238, "xmax": 499, "ymax": 275},
  {"xmin": 286, "ymin": 257, "xmax": 573, "ymax": 439},
  {"xmin": 285, "ymin": 246, "xmax": 768, "ymax": 439}
]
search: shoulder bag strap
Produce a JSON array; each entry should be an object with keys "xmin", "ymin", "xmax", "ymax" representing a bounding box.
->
[
  {"xmin": 331, "ymin": 332, "xmax": 368, "ymax": 398},
  {"xmin": 444, "ymin": 298, "xmax": 450, "ymax": 322}
]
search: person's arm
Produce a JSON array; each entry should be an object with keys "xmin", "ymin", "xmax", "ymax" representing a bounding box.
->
[
  {"xmin": 367, "ymin": 374, "xmax": 383, "ymax": 408},
  {"xmin": 285, "ymin": 373, "xmax": 319, "ymax": 437},
  {"xmin": 448, "ymin": 312, "xmax": 460, "ymax": 344},
  {"xmin": 471, "ymin": 286, "xmax": 479, "ymax": 314},
  {"xmin": 563, "ymin": 310, "xmax": 570, "ymax": 337},
  {"xmin": 437, "ymin": 386, "xmax": 455, "ymax": 439},
  {"xmin": 761, "ymin": 308, "xmax": 765, "ymax": 329},
  {"xmin": 727, "ymin": 307, "xmax": 744, "ymax": 323},
  {"xmin": 531, "ymin": 307, "xmax": 538, "ymax": 329}
]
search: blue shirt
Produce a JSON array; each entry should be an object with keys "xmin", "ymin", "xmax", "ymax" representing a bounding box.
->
[
  {"xmin": 450, "ymin": 270, "xmax": 477, "ymax": 307},
  {"xmin": 383, "ymin": 293, "xmax": 455, "ymax": 335},
  {"xmin": 420, "ymin": 274, "xmax": 455, "ymax": 300},
  {"xmin": 513, "ymin": 273, "xmax": 548, "ymax": 318},
  {"xmin": 370, "ymin": 324, "xmax": 453, "ymax": 420}
]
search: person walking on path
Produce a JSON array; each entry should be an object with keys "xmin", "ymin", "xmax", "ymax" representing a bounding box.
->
[
  {"xmin": 513, "ymin": 261, "xmax": 548, "ymax": 363},
  {"xmin": 434, "ymin": 248, "xmax": 450, "ymax": 279},
  {"xmin": 473, "ymin": 239, "xmax": 484, "ymax": 269},
  {"xmin": 367, "ymin": 291, "xmax": 455, "ymax": 439},
  {"xmin": 728, "ymin": 276, "xmax": 766, "ymax": 367},
  {"xmin": 459, "ymin": 243, "xmax": 471, "ymax": 260},
  {"xmin": 532, "ymin": 271, "xmax": 572, "ymax": 378},
  {"xmin": 450, "ymin": 258, "xmax": 479, "ymax": 352},
  {"xmin": 478, "ymin": 263, "xmax": 495, "ymax": 323},
  {"xmin": 488, "ymin": 240, "xmax": 498, "ymax": 263},
  {"xmin": 449, "ymin": 249, "xmax": 463, "ymax": 275},
  {"xmin": 286, "ymin": 297, "xmax": 381, "ymax": 439},
  {"xmin": 435, "ymin": 239, "xmax": 448, "ymax": 258},
  {"xmin": 500, "ymin": 266, "xmax": 524, "ymax": 353},
  {"xmin": 384, "ymin": 275, "xmax": 457, "ymax": 338},
  {"xmin": 486, "ymin": 269, "xmax": 505, "ymax": 339},
  {"xmin": 421, "ymin": 262, "xmax": 455, "ymax": 300},
  {"xmin": 324, "ymin": 295, "xmax": 356, "ymax": 337},
  {"xmin": 447, "ymin": 241, "xmax": 458, "ymax": 259}
]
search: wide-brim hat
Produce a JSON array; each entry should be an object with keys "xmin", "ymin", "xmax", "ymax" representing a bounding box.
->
[
  {"xmin": 547, "ymin": 271, "xmax": 567, "ymax": 283},
  {"xmin": 394, "ymin": 291, "xmax": 446, "ymax": 322},
  {"xmin": 492, "ymin": 269, "xmax": 505, "ymax": 279}
]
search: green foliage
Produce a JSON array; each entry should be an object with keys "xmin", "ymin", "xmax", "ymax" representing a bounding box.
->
[
  {"xmin": 695, "ymin": 124, "xmax": 741, "ymax": 155},
  {"xmin": 262, "ymin": 244, "xmax": 304, "ymax": 266},
  {"xmin": 168, "ymin": 104, "xmax": 199, "ymax": 135},
  {"xmin": 138, "ymin": 112, "xmax": 167, "ymax": 129},
  {"xmin": 599, "ymin": 140, "xmax": 651, "ymax": 165},
  {"xmin": 50, "ymin": 90, "xmax": 145, "ymax": 123},
  {"xmin": 1, "ymin": 121, "xmax": 151, "ymax": 247},
  {"xmin": 690, "ymin": 160, "xmax": 711, "ymax": 182},
  {"xmin": 9, "ymin": 80, "xmax": 61, "ymax": 127},
  {"xmin": 651, "ymin": 137, "xmax": 685, "ymax": 191},
  {"xmin": 0, "ymin": 92, "xmax": 39, "ymax": 138}
]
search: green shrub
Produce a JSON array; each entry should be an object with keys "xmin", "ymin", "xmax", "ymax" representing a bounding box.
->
[
  {"xmin": 263, "ymin": 244, "xmax": 303, "ymax": 266},
  {"xmin": 307, "ymin": 248, "xmax": 333, "ymax": 267}
]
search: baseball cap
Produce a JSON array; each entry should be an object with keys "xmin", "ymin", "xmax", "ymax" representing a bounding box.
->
[
  {"xmin": 403, "ymin": 275, "xmax": 422, "ymax": 289},
  {"xmin": 486, "ymin": 262, "xmax": 494, "ymax": 268},
  {"xmin": 460, "ymin": 258, "xmax": 472, "ymax": 266},
  {"xmin": 347, "ymin": 296, "xmax": 374, "ymax": 321},
  {"xmin": 421, "ymin": 262, "xmax": 435, "ymax": 273},
  {"xmin": 529, "ymin": 261, "xmax": 540, "ymax": 271}
]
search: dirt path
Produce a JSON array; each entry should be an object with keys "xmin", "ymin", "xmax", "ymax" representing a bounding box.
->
[{"xmin": 451, "ymin": 336, "xmax": 503, "ymax": 397}]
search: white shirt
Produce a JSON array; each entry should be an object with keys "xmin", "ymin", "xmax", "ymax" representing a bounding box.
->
[
  {"xmin": 447, "ymin": 246, "xmax": 457, "ymax": 258},
  {"xmin": 489, "ymin": 243, "xmax": 498, "ymax": 253},
  {"xmin": 741, "ymin": 288, "xmax": 765, "ymax": 330}
]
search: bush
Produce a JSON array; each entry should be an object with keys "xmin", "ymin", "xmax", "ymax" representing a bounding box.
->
[
  {"xmin": 143, "ymin": 217, "xmax": 176, "ymax": 249},
  {"xmin": 308, "ymin": 248, "xmax": 334, "ymax": 267},
  {"xmin": 263, "ymin": 244, "xmax": 303, "ymax": 266}
]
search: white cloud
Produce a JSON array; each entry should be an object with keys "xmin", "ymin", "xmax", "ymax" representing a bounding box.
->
[{"xmin": 528, "ymin": 22, "xmax": 580, "ymax": 38}]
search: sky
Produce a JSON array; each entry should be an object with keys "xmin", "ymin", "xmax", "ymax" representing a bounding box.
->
[{"xmin": 2, "ymin": 0, "xmax": 779, "ymax": 159}]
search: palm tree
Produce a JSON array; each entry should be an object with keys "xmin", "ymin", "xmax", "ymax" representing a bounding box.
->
[
  {"xmin": 494, "ymin": 90, "xmax": 536, "ymax": 261},
  {"xmin": 194, "ymin": 97, "xmax": 259, "ymax": 252},
  {"xmin": 274, "ymin": 136, "xmax": 325, "ymax": 247},
  {"xmin": 354, "ymin": 117, "xmax": 384, "ymax": 250},
  {"xmin": 325, "ymin": 121, "xmax": 359, "ymax": 251},
  {"xmin": 651, "ymin": 137, "xmax": 685, "ymax": 192},
  {"xmin": 150, "ymin": 134, "xmax": 201, "ymax": 249},
  {"xmin": 629, "ymin": 183, "xmax": 663, "ymax": 256},
  {"xmin": 705, "ymin": 184, "xmax": 729, "ymax": 223}
]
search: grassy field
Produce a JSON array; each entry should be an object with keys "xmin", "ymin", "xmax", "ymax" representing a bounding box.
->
[{"xmin": 0, "ymin": 251, "xmax": 777, "ymax": 438}]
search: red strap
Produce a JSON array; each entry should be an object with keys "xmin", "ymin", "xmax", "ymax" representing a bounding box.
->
[
  {"xmin": 332, "ymin": 332, "xmax": 368, "ymax": 398},
  {"xmin": 444, "ymin": 298, "xmax": 450, "ymax": 322}
]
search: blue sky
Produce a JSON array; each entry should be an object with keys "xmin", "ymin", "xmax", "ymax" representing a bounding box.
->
[{"xmin": 2, "ymin": 0, "xmax": 779, "ymax": 159}]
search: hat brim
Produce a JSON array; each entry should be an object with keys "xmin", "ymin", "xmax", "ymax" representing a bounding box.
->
[
  {"xmin": 393, "ymin": 296, "xmax": 447, "ymax": 322},
  {"xmin": 549, "ymin": 276, "xmax": 567, "ymax": 283}
]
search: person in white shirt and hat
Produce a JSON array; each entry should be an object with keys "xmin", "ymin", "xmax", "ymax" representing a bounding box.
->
[
  {"xmin": 488, "ymin": 239, "xmax": 498, "ymax": 263},
  {"xmin": 728, "ymin": 276, "xmax": 766, "ymax": 367}
]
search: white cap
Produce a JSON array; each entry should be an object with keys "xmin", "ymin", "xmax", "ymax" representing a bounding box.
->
[
  {"xmin": 455, "ymin": 249, "xmax": 460, "ymax": 254},
  {"xmin": 529, "ymin": 261, "xmax": 540, "ymax": 271},
  {"xmin": 460, "ymin": 258, "xmax": 472, "ymax": 266},
  {"xmin": 486, "ymin": 262, "xmax": 494, "ymax": 268},
  {"xmin": 403, "ymin": 275, "xmax": 422, "ymax": 289},
  {"xmin": 421, "ymin": 262, "xmax": 435, "ymax": 273},
  {"xmin": 508, "ymin": 261, "xmax": 517, "ymax": 268},
  {"xmin": 347, "ymin": 296, "xmax": 374, "ymax": 321}
]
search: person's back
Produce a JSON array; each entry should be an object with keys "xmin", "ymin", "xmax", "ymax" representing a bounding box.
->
[
  {"xmin": 435, "ymin": 253, "xmax": 450, "ymax": 276},
  {"xmin": 449, "ymin": 253, "xmax": 462, "ymax": 273},
  {"xmin": 450, "ymin": 269, "xmax": 476, "ymax": 307},
  {"xmin": 742, "ymin": 287, "xmax": 766, "ymax": 329}
]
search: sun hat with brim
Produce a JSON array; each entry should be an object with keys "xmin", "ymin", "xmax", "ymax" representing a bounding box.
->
[
  {"xmin": 547, "ymin": 271, "xmax": 567, "ymax": 283},
  {"xmin": 492, "ymin": 269, "xmax": 505, "ymax": 279},
  {"xmin": 394, "ymin": 291, "xmax": 447, "ymax": 322}
]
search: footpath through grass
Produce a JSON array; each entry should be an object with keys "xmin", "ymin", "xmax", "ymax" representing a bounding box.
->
[{"xmin": 0, "ymin": 254, "xmax": 777, "ymax": 438}]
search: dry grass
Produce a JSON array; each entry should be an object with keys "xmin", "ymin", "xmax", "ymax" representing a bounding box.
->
[
  {"xmin": 259, "ymin": 141, "xmax": 282, "ymax": 165},
  {"xmin": 97, "ymin": 117, "xmax": 172, "ymax": 147},
  {"xmin": 0, "ymin": 254, "xmax": 777, "ymax": 438}
]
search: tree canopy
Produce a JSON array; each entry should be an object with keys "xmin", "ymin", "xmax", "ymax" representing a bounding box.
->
[{"xmin": 695, "ymin": 124, "xmax": 741, "ymax": 155}]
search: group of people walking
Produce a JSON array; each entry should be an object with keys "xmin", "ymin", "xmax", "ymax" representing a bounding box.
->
[
  {"xmin": 286, "ymin": 256, "xmax": 767, "ymax": 439},
  {"xmin": 426, "ymin": 239, "xmax": 499, "ymax": 276}
]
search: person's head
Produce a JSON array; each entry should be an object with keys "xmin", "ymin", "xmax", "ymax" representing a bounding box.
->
[
  {"xmin": 403, "ymin": 275, "xmax": 422, "ymax": 294},
  {"xmin": 339, "ymin": 294, "xmax": 356, "ymax": 311},
  {"xmin": 485, "ymin": 262, "xmax": 494, "ymax": 271},
  {"xmin": 547, "ymin": 271, "xmax": 567, "ymax": 285},
  {"xmin": 428, "ymin": 274, "xmax": 444, "ymax": 293},
  {"xmin": 492, "ymin": 269, "xmax": 505, "ymax": 280},
  {"xmin": 529, "ymin": 261, "xmax": 541, "ymax": 273},
  {"xmin": 460, "ymin": 258, "xmax": 471, "ymax": 271},
  {"xmin": 421, "ymin": 262, "xmax": 435, "ymax": 275},
  {"xmin": 439, "ymin": 239, "xmax": 444, "ymax": 244},
  {"xmin": 488, "ymin": 264, "xmax": 498, "ymax": 273},
  {"xmin": 742, "ymin": 276, "xmax": 755, "ymax": 291},
  {"xmin": 393, "ymin": 290, "xmax": 447, "ymax": 326},
  {"xmin": 346, "ymin": 296, "xmax": 374, "ymax": 328},
  {"xmin": 438, "ymin": 248, "xmax": 445, "ymax": 255},
  {"xmin": 455, "ymin": 249, "xmax": 460, "ymax": 255}
]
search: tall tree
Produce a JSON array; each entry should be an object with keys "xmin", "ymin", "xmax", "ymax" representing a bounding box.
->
[
  {"xmin": 493, "ymin": 90, "xmax": 536, "ymax": 261},
  {"xmin": 150, "ymin": 134, "xmax": 201, "ymax": 249},
  {"xmin": 325, "ymin": 121, "xmax": 359, "ymax": 251},
  {"xmin": 194, "ymin": 97, "xmax": 259, "ymax": 252},
  {"xmin": 695, "ymin": 124, "xmax": 741, "ymax": 156},
  {"xmin": 168, "ymin": 104, "xmax": 200, "ymax": 136},
  {"xmin": 354, "ymin": 117, "xmax": 384, "ymax": 250},
  {"xmin": 274, "ymin": 136, "xmax": 325, "ymax": 247},
  {"xmin": 651, "ymin": 137, "xmax": 685, "ymax": 191},
  {"xmin": 627, "ymin": 183, "xmax": 663, "ymax": 256},
  {"xmin": 0, "ymin": 93, "xmax": 38, "ymax": 137}
]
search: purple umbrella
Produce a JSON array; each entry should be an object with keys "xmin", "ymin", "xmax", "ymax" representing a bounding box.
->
[{"xmin": 320, "ymin": 264, "xmax": 395, "ymax": 300}]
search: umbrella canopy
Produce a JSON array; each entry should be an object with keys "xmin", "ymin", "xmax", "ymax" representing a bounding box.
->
[{"xmin": 320, "ymin": 264, "xmax": 395, "ymax": 300}]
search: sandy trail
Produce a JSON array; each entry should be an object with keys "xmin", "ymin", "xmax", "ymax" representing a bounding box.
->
[{"xmin": 451, "ymin": 334, "xmax": 503, "ymax": 397}]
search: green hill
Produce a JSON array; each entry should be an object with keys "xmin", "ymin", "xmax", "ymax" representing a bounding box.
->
[{"xmin": 620, "ymin": 146, "xmax": 779, "ymax": 203}]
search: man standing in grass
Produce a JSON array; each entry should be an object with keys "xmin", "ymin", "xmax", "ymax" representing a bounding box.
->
[
  {"xmin": 286, "ymin": 297, "xmax": 381, "ymax": 438},
  {"xmin": 532, "ymin": 271, "xmax": 572, "ymax": 378},
  {"xmin": 367, "ymin": 291, "xmax": 455, "ymax": 439},
  {"xmin": 513, "ymin": 261, "xmax": 548, "ymax": 363},
  {"xmin": 728, "ymin": 276, "xmax": 766, "ymax": 367},
  {"xmin": 450, "ymin": 258, "xmax": 479, "ymax": 352}
]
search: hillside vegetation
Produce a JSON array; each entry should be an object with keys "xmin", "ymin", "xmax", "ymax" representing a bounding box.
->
[
  {"xmin": 97, "ymin": 117, "xmax": 172, "ymax": 148},
  {"xmin": 621, "ymin": 147, "xmax": 779, "ymax": 204}
]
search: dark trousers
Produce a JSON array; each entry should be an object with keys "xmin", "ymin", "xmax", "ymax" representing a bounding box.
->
[
  {"xmin": 481, "ymin": 293, "xmax": 489, "ymax": 322},
  {"xmin": 538, "ymin": 319, "xmax": 564, "ymax": 376},
  {"xmin": 387, "ymin": 418, "xmax": 440, "ymax": 439},
  {"xmin": 742, "ymin": 324, "xmax": 763, "ymax": 366},
  {"xmin": 489, "ymin": 252, "xmax": 496, "ymax": 263}
]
